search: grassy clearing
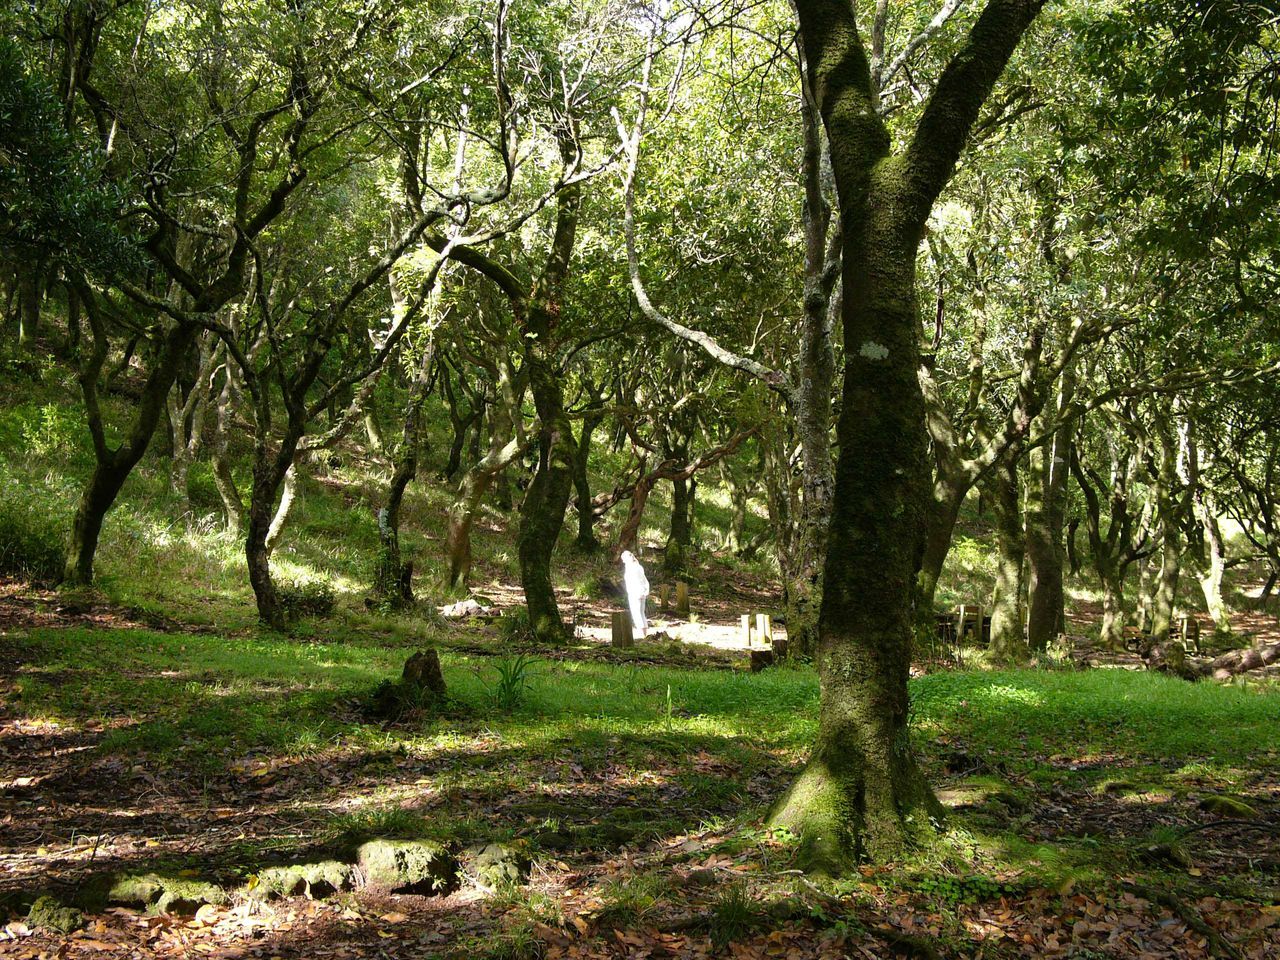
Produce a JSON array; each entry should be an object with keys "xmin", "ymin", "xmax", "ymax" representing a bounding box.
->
[
  {"xmin": 10, "ymin": 625, "xmax": 1278, "ymax": 869},
  {"xmin": 913, "ymin": 667, "xmax": 1280, "ymax": 770}
]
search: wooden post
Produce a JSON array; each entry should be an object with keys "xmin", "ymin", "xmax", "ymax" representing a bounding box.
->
[
  {"xmin": 675, "ymin": 581, "xmax": 690, "ymax": 618},
  {"xmin": 1178, "ymin": 615, "xmax": 1200, "ymax": 653},
  {"xmin": 657, "ymin": 583, "xmax": 670, "ymax": 612},
  {"xmin": 611, "ymin": 611, "xmax": 633, "ymax": 648},
  {"xmin": 741, "ymin": 613, "xmax": 754, "ymax": 647},
  {"xmin": 956, "ymin": 604, "xmax": 982, "ymax": 644},
  {"xmin": 755, "ymin": 613, "xmax": 773, "ymax": 645}
]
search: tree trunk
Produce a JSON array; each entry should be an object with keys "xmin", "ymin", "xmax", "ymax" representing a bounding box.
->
[
  {"xmin": 376, "ymin": 457, "xmax": 416, "ymax": 605},
  {"xmin": 1024, "ymin": 429, "xmax": 1069, "ymax": 650},
  {"xmin": 375, "ymin": 343, "xmax": 433, "ymax": 605},
  {"xmin": 65, "ymin": 312, "xmax": 197, "ymax": 585},
  {"xmin": 16, "ymin": 261, "xmax": 44, "ymax": 349},
  {"xmin": 773, "ymin": 0, "xmax": 1043, "ymax": 869},
  {"xmin": 517, "ymin": 333, "xmax": 576, "ymax": 642},
  {"xmin": 65, "ymin": 459, "xmax": 132, "ymax": 585},
  {"xmin": 246, "ymin": 491, "xmax": 283, "ymax": 630},
  {"xmin": 1149, "ymin": 536, "xmax": 1181, "ymax": 643},
  {"xmin": 1099, "ymin": 563, "xmax": 1126, "ymax": 650},
  {"xmin": 768, "ymin": 187, "xmax": 940, "ymax": 871},
  {"xmin": 445, "ymin": 408, "xmax": 522, "ymax": 588},
  {"xmin": 1194, "ymin": 500, "xmax": 1231, "ymax": 636},
  {"xmin": 783, "ymin": 78, "xmax": 839, "ymax": 660},
  {"xmin": 664, "ymin": 474, "xmax": 693, "ymax": 575},
  {"xmin": 616, "ymin": 473, "xmax": 655, "ymax": 557},
  {"xmin": 574, "ymin": 411, "xmax": 602, "ymax": 551},
  {"xmin": 264, "ymin": 462, "xmax": 299, "ymax": 555},
  {"xmin": 247, "ymin": 442, "xmax": 299, "ymax": 630},
  {"xmin": 987, "ymin": 453, "xmax": 1026, "ymax": 661},
  {"xmin": 917, "ymin": 478, "xmax": 965, "ymax": 615}
]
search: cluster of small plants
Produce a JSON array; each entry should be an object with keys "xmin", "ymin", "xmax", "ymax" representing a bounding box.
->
[
  {"xmin": 708, "ymin": 882, "xmax": 762, "ymax": 949},
  {"xmin": 907, "ymin": 871, "xmax": 1019, "ymax": 905},
  {"xmin": 277, "ymin": 578, "xmax": 337, "ymax": 619},
  {"xmin": 480, "ymin": 653, "xmax": 537, "ymax": 712}
]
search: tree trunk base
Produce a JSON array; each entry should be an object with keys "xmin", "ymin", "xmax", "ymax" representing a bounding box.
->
[{"xmin": 766, "ymin": 752, "xmax": 942, "ymax": 874}]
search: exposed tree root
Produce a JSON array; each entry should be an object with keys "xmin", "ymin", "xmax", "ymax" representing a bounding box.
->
[{"xmin": 1130, "ymin": 884, "xmax": 1243, "ymax": 960}]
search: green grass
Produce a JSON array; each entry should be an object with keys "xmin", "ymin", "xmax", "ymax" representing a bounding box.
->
[{"xmin": 912, "ymin": 667, "xmax": 1280, "ymax": 771}]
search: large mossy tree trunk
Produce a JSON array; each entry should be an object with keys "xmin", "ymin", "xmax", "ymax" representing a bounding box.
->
[
  {"xmin": 770, "ymin": 0, "xmax": 1044, "ymax": 873},
  {"xmin": 1098, "ymin": 559, "xmax": 1127, "ymax": 649},
  {"xmin": 515, "ymin": 158, "xmax": 581, "ymax": 643},
  {"xmin": 517, "ymin": 350, "xmax": 577, "ymax": 642},
  {"xmin": 780, "ymin": 76, "xmax": 839, "ymax": 660}
]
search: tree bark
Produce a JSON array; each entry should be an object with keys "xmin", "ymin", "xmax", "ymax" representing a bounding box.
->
[{"xmin": 1098, "ymin": 560, "xmax": 1126, "ymax": 650}]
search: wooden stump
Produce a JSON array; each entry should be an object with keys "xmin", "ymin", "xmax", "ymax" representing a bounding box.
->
[
  {"xmin": 402, "ymin": 649, "xmax": 446, "ymax": 698},
  {"xmin": 369, "ymin": 648, "xmax": 446, "ymax": 720},
  {"xmin": 741, "ymin": 614, "xmax": 754, "ymax": 647},
  {"xmin": 657, "ymin": 584, "xmax": 671, "ymax": 612},
  {"xmin": 749, "ymin": 650, "xmax": 775, "ymax": 672},
  {"xmin": 675, "ymin": 581, "xmax": 690, "ymax": 618},
  {"xmin": 611, "ymin": 611, "xmax": 634, "ymax": 648}
]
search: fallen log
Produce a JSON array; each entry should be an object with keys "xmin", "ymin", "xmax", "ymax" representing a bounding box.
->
[
  {"xmin": 1144, "ymin": 640, "xmax": 1280, "ymax": 680},
  {"xmin": 1203, "ymin": 640, "xmax": 1280, "ymax": 679}
]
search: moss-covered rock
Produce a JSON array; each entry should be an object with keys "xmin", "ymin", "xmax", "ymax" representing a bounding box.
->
[
  {"xmin": 357, "ymin": 839, "xmax": 459, "ymax": 895},
  {"xmin": 92, "ymin": 872, "xmax": 228, "ymax": 914},
  {"xmin": 461, "ymin": 842, "xmax": 532, "ymax": 889},
  {"xmin": 105, "ymin": 874, "xmax": 165, "ymax": 908},
  {"xmin": 154, "ymin": 877, "xmax": 230, "ymax": 916},
  {"xmin": 27, "ymin": 895, "xmax": 83, "ymax": 934},
  {"xmin": 1198, "ymin": 794, "xmax": 1258, "ymax": 818},
  {"xmin": 251, "ymin": 861, "xmax": 354, "ymax": 900}
]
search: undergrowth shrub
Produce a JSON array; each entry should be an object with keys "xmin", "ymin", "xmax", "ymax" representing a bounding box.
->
[
  {"xmin": 20, "ymin": 402, "xmax": 85, "ymax": 458},
  {"xmin": 0, "ymin": 484, "xmax": 65, "ymax": 582},
  {"xmin": 497, "ymin": 607, "xmax": 535, "ymax": 643},
  {"xmin": 277, "ymin": 578, "xmax": 337, "ymax": 619}
]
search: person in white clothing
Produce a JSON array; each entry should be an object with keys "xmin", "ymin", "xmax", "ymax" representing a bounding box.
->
[{"xmin": 620, "ymin": 550, "xmax": 650, "ymax": 637}]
